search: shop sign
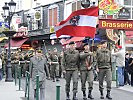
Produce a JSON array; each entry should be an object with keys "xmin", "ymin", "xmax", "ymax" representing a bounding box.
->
[
  {"xmin": 14, "ymin": 26, "xmax": 28, "ymax": 37},
  {"xmin": 50, "ymin": 26, "xmax": 54, "ymax": 33},
  {"xmin": 99, "ymin": 19, "xmax": 133, "ymax": 30},
  {"xmin": 118, "ymin": 8, "xmax": 130, "ymax": 19},
  {"xmin": 16, "ymin": 16, "xmax": 21, "ymax": 24},
  {"xmin": 34, "ymin": 11, "xmax": 41, "ymax": 20}
]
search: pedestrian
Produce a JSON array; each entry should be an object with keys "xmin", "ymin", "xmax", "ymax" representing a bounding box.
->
[
  {"xmin": 49, "ymin": 48, "xmax": 60, "ymax": 82},
  {"xmin": 29, "ymin": 49, "xmax": 50, "ymax": 100},
  {"xmin": 62, "ymin": 41, "xmax": 80, "ymax": 100},
  {"xmin": 124, "ymin": 53, "xmax": 131, "ymax": 85},
  {"xmin": 79, "ymin": 43, "xmax": 94, "ymax": 100},
  {"xmin": 128, "ymin": 54, "xmax": 133, "ymax": 86},
  {"xmin": 96, "ymin": 40, "xmax": 112, "ymax": 99},
  {"xmin": 112, "ymin": 45, "xmax": 125, "ymax": 86},
  {"xmin": 0, "ymin": 55, "xmax": 2, "ymax": 81}
]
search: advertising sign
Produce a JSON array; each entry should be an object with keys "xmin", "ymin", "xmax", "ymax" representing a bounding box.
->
[
  {"xmin": 99, "ymin": 19, "xmax": 133, "ymax": 30},
  {"xmin": 14, "ymin": 26, "xmax": 28, "ymax": 37}
]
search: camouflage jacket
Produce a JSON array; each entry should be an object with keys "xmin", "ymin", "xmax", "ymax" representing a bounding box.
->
[{"xmin": 62, "ymin": 49, "xmax": 80, "ymax": 71}]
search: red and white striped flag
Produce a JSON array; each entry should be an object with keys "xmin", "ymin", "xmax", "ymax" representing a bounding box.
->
[{"xmin": 55, "ymin": 7, "xmax": 99, "ymax": 38}]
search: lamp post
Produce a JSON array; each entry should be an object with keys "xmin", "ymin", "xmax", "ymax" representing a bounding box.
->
[{"xmin": 2, "ymin": 0, "xmax": 16, "ymax": 82}]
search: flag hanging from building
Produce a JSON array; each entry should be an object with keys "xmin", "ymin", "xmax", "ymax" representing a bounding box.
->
[{"xmin": 54, "ymin": 7, "xmax": 98, "ymax": 38}]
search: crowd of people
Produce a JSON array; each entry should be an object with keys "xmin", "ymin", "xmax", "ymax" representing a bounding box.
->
[{"xmin": 0, "ymin": 40, "xmax": 133, "ymax": 100}]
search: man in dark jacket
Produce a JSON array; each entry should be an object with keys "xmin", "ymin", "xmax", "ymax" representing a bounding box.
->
[
  {"xmin": 62, "ymin": 41, "xmax": 80, "ymax": 100},
  {"xmin": 29, "ymin": 50, "xmax": 50, "ymax": 100}
]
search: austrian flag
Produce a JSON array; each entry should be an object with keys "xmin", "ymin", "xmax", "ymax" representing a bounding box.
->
[{"xmin": 55, "ymin": 7, "xmax": 99, "ymax": 38}]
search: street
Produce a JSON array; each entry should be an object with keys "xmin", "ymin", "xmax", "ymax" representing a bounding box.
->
[{"xmin": 21, "ymin": 78, "xmax": 133, "ymax": 100}]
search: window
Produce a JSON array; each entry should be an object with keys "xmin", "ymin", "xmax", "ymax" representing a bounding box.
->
[
  {"xmin": 132, "ymin": 8, "xmax": 133, "ymax": 19},
  {"xmin": 125, "ymin": 7, "xmax": 131, "ymax": 19},
  {"xmin": 48, "ymin": 5, "xmax": 58, "ymax": 27},
  {"xmin": 72, "ymin": 1, "xmax": 81, "ymax": 12},
  {"xmin": 124, "ymin": 0, "xmax": 131, "ymax": 5}
]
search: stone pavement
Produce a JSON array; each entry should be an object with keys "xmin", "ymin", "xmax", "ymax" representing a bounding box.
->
[
  {"xmin": 0, "ymin": 79, "xmax": 25, "ymax": 100},
  {"xmin": 94, "ymin": 81, "xmax": 133, "ymax": 93}
]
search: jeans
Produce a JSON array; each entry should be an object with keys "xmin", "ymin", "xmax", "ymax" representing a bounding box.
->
[{"xmin": 117, "ymin": 67, "xmax": 124, "ymax": 86}]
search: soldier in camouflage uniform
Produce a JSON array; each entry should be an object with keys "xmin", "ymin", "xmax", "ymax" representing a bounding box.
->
[
  {"xmin": 49, "ymin": 48, "xmax": 60, "ymax": 82},
  {"xmin": 79, "ymin": 43, "xmax": 94, "ymax": 100},
  {"xmin": 62, "ymin": 41, "xmax": 80, "ymax": 100},
  {"xmin": 11, "ymin": 52, "xmax": 19, "ymax": 78},
  {"xmin": 96, "ymin": 40, "xmax": 112, "ymax": 99}
]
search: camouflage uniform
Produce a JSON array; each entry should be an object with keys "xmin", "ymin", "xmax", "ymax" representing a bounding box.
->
[
  {"xmin": 62, "ymin": 48, "xmax": 79, "ymax": 100},
  {"xmin": 79, "ymin": 51, "xmax": 94, "ymax": 99},
  {"xmin": 96, "ymin": 47, "xmax": 112, "ymax": 99},
  {"xmin": 49, "ymin": 52, "xmax": 60, "ymax": 81}
]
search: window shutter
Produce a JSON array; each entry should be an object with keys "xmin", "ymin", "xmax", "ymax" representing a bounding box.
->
[
  {"xmin": 53, "ymin": 7, "xmax": 58, "ymax": 26},
  {"xmin": 77, "ymin": 1, "xmax": 81, "ymax": 10},
  {"xmin": 72, "ymin": 2, "xmax": 76, "ymax": 12},
  {"xmin": 49, "ymin": 9, "xmax": 52, "ymax": 26}
]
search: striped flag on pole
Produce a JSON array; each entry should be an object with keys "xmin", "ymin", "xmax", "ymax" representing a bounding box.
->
[{"xmin": 55, "ymin": 7, "xmax": 98, "ymax": 38}]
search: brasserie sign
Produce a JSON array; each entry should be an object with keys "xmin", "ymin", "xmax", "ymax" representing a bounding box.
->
[{"xmin": 99, "ymin": 19, "xmax": 133, "ymax": 30}]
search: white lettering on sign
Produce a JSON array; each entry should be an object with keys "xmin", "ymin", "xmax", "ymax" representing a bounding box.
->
[{"xmin": 14, "ymin": 27, "xmax": 28, "ymax": 37}]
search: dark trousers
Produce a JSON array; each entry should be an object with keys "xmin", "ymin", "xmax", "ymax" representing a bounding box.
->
[
  {"xmin": 131, "ymin": 73, "xmax": 133, "ymax": 86},
  {"xmin": 124, "ymin": 69, "xmax": 130, "ymax": 85},
  {"xmin": 0, "ymin": 69, "xmax": 2, "ymax": 80}
]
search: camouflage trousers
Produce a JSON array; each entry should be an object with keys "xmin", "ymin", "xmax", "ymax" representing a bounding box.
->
[{"xmin": 80, "ymin": 70, "xmax": 94, "ymax": 92}]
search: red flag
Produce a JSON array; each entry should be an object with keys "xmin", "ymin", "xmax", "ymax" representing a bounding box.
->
[{"xmin": 55, "ymin": 7, "xmax": 98, "ymax": 38}]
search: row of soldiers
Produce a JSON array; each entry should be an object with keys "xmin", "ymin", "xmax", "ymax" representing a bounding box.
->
[
  {"xmin": 46, "ymin": 40, "xmax": 112, "ymax": 100},
  {"xmin": 1, "ymin": 49, "xmax": 34, "ymax": 77}
]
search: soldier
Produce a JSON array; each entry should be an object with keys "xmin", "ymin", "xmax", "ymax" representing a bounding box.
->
[
  {"xmin": 11, "ymin": 52, "xmax": 19, "ymax": 78},
  {"xmin": 29, "ymin": 49, "xmax": 50, "ymax": 100},
  {"xmin": 49, "ymin": 48, "xmax": 60, "ymax": 82},
  {"xmin": 79, "ymin": 43, "xmax": 94, "ymax": 100},
  {"xmin": 96, "ymin": 40, "xmax": 112, "ymax": 99},
  {"xmin": 62, "ymin": 41, "xmax": 80, "ymax": 100}
]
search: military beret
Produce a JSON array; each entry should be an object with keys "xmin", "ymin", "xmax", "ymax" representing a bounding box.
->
[
  {"xmin": 100, "ymin": 40, "xmax": 107, "ymax": 44},
  {"xmin": 83, "ymin": 43, "xmax": 88, "ymax": 47},
  {"xmin": 69, "ymin": 41, "xmax": 75, "ymax": 45}
]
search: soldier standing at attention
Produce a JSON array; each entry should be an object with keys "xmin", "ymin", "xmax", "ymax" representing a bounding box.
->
[
  {"xmin": 62, "ymin": 41, "xmax": 80, "ymax": 100},
  {"xmin": 49, "ymin": 48, "xmax": 60, "ymax": 82},
  {"xmin": 79, "ymin": 43, "xmax": 94, "ymax": 100},
  {"xmin": 96, "ymin": 40, "xmax": 112, "ymax": 99}
]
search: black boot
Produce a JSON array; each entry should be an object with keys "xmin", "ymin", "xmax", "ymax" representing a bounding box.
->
[
  {"xmin": 106, "ymin": 90, "xmax": 112, "ymax": 99},
  {"xmin": 34, "ymin": 89, "xmax": 36, "ymax": 98},
  {"xmin": 83, "ymin": 91, "xmax": 87, "ymax": 100},
  {"xmin": 88, "ymin": 90, "xmax": 94, "ymax": 99},
  {"xmin": 66, "ymin": 92, "xmax": 70, "ymax": 100},
  {"xmin": 73, "ymin": 93, "xmax": 78, "ymax": 100},
  {"xmin": 100, "ymin": 90, "xmax": 104, "ymax": 99}
]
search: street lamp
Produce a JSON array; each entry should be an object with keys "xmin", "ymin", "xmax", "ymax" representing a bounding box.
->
[{"xmin": 2, "ymin": 0, "xmax": 16, "ymax": 82}]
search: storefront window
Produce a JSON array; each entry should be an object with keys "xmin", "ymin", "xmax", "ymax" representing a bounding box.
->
[
  {"xmin": 132, "ymin": 8, "xmax": 133, "ymax": 19},
  {"xmin": 125, "ymin": 7, "xmax": 131, "ymax": 19},
  {"xmin": 124, "ymin": 0, "xmax": 131, "ymax": 5}
]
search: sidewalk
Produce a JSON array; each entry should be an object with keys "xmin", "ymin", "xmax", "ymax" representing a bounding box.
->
[
  {"xmin": 94, "ymin": 81, "xmax": 133, "ymax": 93},
  {"xmin": 0, "ymin": 79, "xmax": 25, "ymax": 100}
]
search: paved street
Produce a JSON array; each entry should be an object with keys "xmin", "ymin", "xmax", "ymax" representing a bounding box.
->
[{"xmin": 20, "ymin": 78, "xmax": 133, "ymax": 100}]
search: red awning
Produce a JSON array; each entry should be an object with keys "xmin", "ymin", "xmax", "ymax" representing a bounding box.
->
[
  {"xmin": 5, "ymin": 38, "xmax": 28, "ymax": 48},
  {"xmin": 62, "ymin": 37, "xmax": 85, "ymax": 45},
  {"xmin": 125, "ymin": 31, "xmax": 133, "ymax": 39}
]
